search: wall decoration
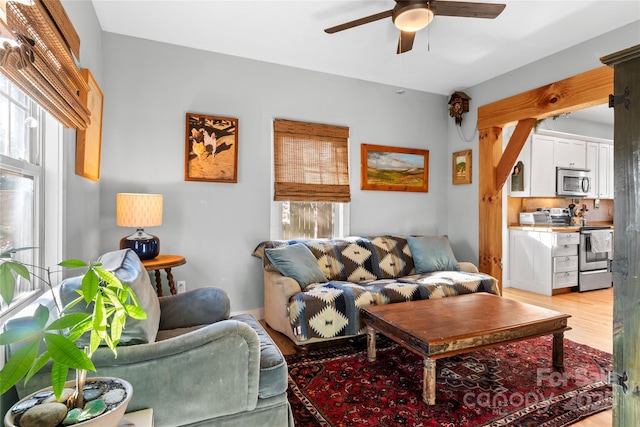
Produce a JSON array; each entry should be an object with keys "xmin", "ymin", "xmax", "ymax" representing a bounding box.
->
[
  {"xmin": 360, "ymin": 144, "xmax": 429, "ymax": 192},
  {"xmin": 185, "ymin": 113, "xmax": 238, "ymax": 182},
  {"xmin": 452, "ymin": 149, "xmax": 472, "ymax": 185},
  {"xmin": 448, "ymin": 91, "xmax": 471, "ymax": 126},
  {"xmin": 75, "ymin": 68, "xmax": 103, "ymax": 181},
  {"xmin": 511, "ymin": 160, "xmax": 524, "ymax": 192}
]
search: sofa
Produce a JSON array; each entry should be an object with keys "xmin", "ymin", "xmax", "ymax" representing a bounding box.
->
[
  {"xmin": 253, "ymin": 235, "xmax": 500, "ymax": 347},
  {"xmin": 3, "ymin": 249, "xmax": 294, "ymax": 427}
]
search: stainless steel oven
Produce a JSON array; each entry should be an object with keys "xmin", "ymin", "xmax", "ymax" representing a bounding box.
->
[{"xmin": 579, "ymin": 226, "xmax": 613, "ymax": 291}]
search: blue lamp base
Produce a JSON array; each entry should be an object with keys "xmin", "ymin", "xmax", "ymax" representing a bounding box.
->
[{"xmin": 120, "ymin": 229, "xmax": 160, "ymax": 260}]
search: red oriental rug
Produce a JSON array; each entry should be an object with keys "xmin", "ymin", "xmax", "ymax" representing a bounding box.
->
[{"xmin": 286, "ymin": 336, "xmax": 612, "ymax": 427}]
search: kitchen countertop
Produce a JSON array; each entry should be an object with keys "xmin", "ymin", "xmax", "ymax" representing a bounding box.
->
[{"xmin": 508, "ymin": 221, "xmax": 614, "ymax": 232}]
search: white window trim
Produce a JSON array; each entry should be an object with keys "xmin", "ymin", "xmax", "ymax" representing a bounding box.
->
[{"xmin": 0, "ymin": 111, "xmax": 63, "ymax": 325}]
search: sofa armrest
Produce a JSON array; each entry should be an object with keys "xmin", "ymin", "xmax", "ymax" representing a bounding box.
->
[
  {"xmin": 458, "ymin": 262, "xmax": 479, "ymax": 273},
  {"xmin": 263, "ymin": 270, "xmax": 300, "ymax": 337},
  {"xmin": 15, "ymin": 319, "xmax": 261, "ymax": 427},
  {"xmin": 158, "ymin": 287, "xmax": 230, "ymax": 330}
]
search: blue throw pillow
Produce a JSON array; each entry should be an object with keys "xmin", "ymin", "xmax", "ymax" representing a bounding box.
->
[
  {"xmin": 265, "ymin": 243, "xmax": 327, "ymax": 289},
  {"xmin": 407, "ymin": 236, "xmax": 460, "ymax": 274}
]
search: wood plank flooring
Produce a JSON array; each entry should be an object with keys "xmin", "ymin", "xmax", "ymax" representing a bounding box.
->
[{"xmin": 262, "ymin": 286, "xmax": 613, "ymax": 426}]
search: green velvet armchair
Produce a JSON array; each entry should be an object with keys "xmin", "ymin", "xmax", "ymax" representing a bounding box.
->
[{"xmin": 3, "ymin": 249, "xmax": 293, "ymax": 427}]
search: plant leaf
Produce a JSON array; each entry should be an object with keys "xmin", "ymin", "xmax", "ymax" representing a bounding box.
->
[
  {"xmin": 24, "ymin": 350, "xmax": 52, "ymax": 384},
  {"xmin": 124, "ymin": 305, "xmax": 147, "ymax": 320},
  {"xmin": 81, "ymin": 269, "xmax": 100, "ymax": 303},
  {"xmin": 44, "ymin": 333, "xmax": 95, "ymax": 371},
  {"xmin": 0, "ymin": 325, "xmax": 42, "ymax": 345},
  {"xmin": 110, "ymin": 310, "xmax": 125, "ymax": 343},
  {"xmin": 47, "ymin": 313, "xmax": 91, "ymax": 331},
  {"xmin": 0, "ymin": 339, "xmax": 39, "ymax": 394},
  {"xmin": 0, "ymin": 262, "xmax": 17, "ymax": 305},
  {"xmin": 33, "ymin": 304, "xmax": 50, "ymax": 328},
  {"xmin": 58, "ymin": 259, "xmax": 87, "ymax": 269},
  {"xmin": 94, "ymin": 268, "xmax": 123, "ymax": 289},
  {"xmin": 50, "ymin": 361, "xmax": 69, "ymax": 400}
]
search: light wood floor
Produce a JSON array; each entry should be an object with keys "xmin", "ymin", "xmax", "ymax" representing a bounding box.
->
[{"xmin": 262, "ymin": 286, "xmax": 614, "ymax": 427}]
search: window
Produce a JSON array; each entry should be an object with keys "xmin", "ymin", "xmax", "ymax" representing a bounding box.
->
[
  {"xmin": 0, "ymin": 74, "xmax": 57, "ymax": 320},
  {"xmin": 272, "ymin": 119, "xmax": 350, "ymax": 239}
]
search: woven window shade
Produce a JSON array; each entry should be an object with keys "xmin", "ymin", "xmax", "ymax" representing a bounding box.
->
[
  {"xmin": 274, "ymin": 119, "xmax": 350, "ymax": 203},
  {"xmin": 0, "ymin": 0, "xmax": 90, "ymax": 129}
]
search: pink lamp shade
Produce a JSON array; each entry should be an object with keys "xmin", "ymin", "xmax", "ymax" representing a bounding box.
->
[{"xmin": 116, "ymin": 193, "xmax": 163, "ymax": 260}]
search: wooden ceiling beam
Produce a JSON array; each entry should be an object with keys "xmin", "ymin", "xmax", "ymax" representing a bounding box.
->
[
  {"xmin": 495, "ymin": 118, "xmax": 536, "ymax": 189},
  {"xmin": 478, "ymin": 66, "xmax": 613, "ymax": 129}
]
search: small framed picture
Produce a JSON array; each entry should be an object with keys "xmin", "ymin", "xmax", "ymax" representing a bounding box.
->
[
  {"xmin": 360, "ymin": 144, "xmax": 429, "ymax": 192},
  {"xmin": 185, "ymin": 113, "xmax": 238, "ymax": 182},
  {"xmin": 452, "ymin": 149, "xmax": 472, "ymax": 185}
]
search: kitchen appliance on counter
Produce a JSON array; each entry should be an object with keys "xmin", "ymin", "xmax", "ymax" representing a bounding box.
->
[
  {"xmin": 556, "ymin": 168, "xmax": 591, "ymax": 197},
  {"xmin": 579, "ymin": 226, "xmax": 613, "ymax": 291},
  {"xmin": 519, "ymin": 211, "xmax": 548, "ymax": 225},
  {"xmin": 538, "ymin": 207, "xmax": 572, "ymax": 226}
]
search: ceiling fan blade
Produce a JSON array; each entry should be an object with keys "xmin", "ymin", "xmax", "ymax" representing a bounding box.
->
[
  {"xmin": 324, "ymin": 9, "xmax": 393, "ymax": 33},
  {"xmin": 397, "ymin": 31, "xmax": 415, "ymax": 54},
  {"xmin": 434, "ymin": 1, "xmax": 506, "ymax": 19}
]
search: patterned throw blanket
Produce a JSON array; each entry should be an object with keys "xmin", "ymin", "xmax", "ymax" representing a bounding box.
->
[
  {"xmin": 253, "ymin": 235, "xmax": 499, "ymax": 343},
  {"xmin": 288, "ymin": 271, "xmax": 499, "ymax": 341}
]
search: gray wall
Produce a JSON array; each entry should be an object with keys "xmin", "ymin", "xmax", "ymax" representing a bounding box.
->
[
  {"xmin": 447, "ymin": 22, "xmax": 637, "ymax": 264},
  {"xmin": 97, "ymin": 33, "xmax": 449, "ymax": 313}
]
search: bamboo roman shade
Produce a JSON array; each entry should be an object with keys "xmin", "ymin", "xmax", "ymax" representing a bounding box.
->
[
  {"xmin": 273, "ymin": 119, "xmax": 351, "ymax": 203},
  {"xmin": 0, "ymin": 0, "xmax": 90, "ymax": 129}
]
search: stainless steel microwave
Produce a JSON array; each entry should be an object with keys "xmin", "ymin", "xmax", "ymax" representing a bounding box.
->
[{"xmin": 556, "ymin": 167, "xmax": 591, "ymax": 197}]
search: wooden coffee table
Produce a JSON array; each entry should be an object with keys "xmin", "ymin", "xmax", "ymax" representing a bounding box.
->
[{"xmin": 361, "ymin": 293, "xmax": 571, "ymax": 405}]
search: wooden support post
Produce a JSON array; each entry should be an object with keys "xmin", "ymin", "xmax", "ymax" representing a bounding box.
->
[{"xmin": 478, "ymin": 127, "xmax": 504, "ymax": 291}]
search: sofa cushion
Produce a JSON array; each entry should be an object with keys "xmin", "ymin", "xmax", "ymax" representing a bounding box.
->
[
  {"xmin": 407, "ymin": 236, "xmax": 460, "ymax": 273},
  {"xmin": 254, "ymin": 235, "xmax": 415, "ymax": 284},
  {"xmin": 265, "ymin": 243, "xmax": 327, "ymax": 290},
  {"xmin": 60, "ymin": 249, "xmax": 161, "ymax": 346},
  {"xmin": 233, "ymin": 314, "xmax": 288, "ymax": 399}
]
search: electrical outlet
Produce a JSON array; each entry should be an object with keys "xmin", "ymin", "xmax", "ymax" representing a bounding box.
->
[{"xmin": 177, "ymin": 280, "xmax": 186, "ymax": 294}]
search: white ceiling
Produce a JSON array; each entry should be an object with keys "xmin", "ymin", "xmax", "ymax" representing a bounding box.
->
[{"xmin": 91, "ymin": 0, "xmax": 639, "ymax": 123}]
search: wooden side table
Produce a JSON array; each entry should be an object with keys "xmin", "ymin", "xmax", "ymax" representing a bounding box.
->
[{"xmin": 141, "ymin": 254, "xmax": 186, "ymax": 296}]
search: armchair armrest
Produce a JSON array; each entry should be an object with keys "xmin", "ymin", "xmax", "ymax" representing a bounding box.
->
[
  {"xmin": 263, "ymin": 270, "xmax": 301, "ymax": 337},
  {"xmin": 15, "ymin": 320, "xmax": 262, "ymax": 427},
  {"xmin": 458, "ymin": 261, "xmax": 479, "ymax": 273},
  {"xmin": 158, "ymin": 287, "xmax": 230, "ymax": 330}
]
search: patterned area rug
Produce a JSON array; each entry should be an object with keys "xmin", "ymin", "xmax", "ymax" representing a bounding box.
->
[{"xmin": 286, "ymin": 336, "xmax": 612, "ymax": 427}]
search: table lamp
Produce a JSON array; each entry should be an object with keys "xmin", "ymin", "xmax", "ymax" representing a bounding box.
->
[{"xmin": 116, "ymin": 193, "xmax": 163, "ymax": 260}]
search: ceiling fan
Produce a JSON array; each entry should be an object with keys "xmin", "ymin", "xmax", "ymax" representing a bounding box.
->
[{"xmin": 324, "ymin": 0, "xmax": 506, "ymax": 54}]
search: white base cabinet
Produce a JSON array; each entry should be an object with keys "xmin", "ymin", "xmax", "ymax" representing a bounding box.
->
[{"xmin": 509, "ymin": 229, "xmax": 579, "ymax": 296}]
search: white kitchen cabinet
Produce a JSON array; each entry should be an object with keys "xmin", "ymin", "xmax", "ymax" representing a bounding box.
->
[
  {"xmin": 585, "ymin": 142, "xmax": 599, "ymax": 198},
  {"xmin": 553, "ymin": 137, "xmax": 586, "ymax": 169},
  {"xmin": 529, "ymin": 135, "xmax": 556, "ymax": 197},
  {"xmin": 584, "ymin": 141, "xmax": 614, "ymax": 199},
  {"xmin": 509, "ymin": 229, "xmax": 579, "ymax": 296},
  {"xmin": 597, "ymin": 143, "xmax": 614, "ymax": 199}
]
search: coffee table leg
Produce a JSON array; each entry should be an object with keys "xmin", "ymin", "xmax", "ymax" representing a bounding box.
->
[
  {"xmin": 366, "ymin": 326, "xmax": 376, "ymax": 362},
  {"xmin": 553, "ymin": 332, "xmax": 564, "ymax": 369},
  {"xmin": 423, "ymin": 358, "xmax": 436, "ymax": 405}
]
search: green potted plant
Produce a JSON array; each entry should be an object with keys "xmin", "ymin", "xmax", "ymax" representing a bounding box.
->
[{"xmin": 0, "ymin": 248, "xmax": 147, "ymax": 426}]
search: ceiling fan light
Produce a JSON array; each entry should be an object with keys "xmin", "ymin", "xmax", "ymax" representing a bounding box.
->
[{"xmin": 393, "ymin": 6, "xmax": 434, "ymax": 32}]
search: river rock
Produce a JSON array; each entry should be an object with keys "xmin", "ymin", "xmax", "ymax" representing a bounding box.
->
[
  {"xmin": 102, "ymin": 388, "xmax": 126, "ymax": 405},
  {"xmin": 19, "ymin": 402, "xmax": 67, "ymax": 427},
  {"xmin": 43, "ymin": 388, "xmax": 75, "ymax": 404},
  {"xmin": 82, "ymin": 388, "xmax": 103, "ymax": 401}
]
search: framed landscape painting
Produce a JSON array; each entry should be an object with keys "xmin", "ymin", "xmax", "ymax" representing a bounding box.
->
[
  {"xmin": 452, "ymin": 149, "xmax": 472, "ymax": 185},
  {"xmin": 185, "ymin": 113, "xmax": 238, "ymax": 182},
  {"xmin": 360, "ymin": 144, "xmax": 429, "ymax": 192}
]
